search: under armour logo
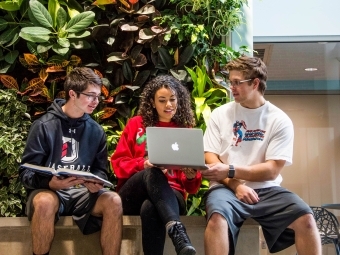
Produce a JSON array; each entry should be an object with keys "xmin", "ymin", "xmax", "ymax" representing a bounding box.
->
[{"xmin": 69, "ymin": 129, "xmax": 76, "ymax": 133}]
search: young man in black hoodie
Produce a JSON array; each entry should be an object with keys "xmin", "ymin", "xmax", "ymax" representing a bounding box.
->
[{"xmin": 19, "ymin": 67, "xmax": 122, "ymax": 255}]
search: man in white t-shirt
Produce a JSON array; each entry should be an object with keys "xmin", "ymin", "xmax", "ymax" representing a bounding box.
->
[{"xmin": 200, "ymin": 56, "xmax": 321, "ymax": 255}]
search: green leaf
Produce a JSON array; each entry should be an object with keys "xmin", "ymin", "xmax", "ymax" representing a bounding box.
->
[
  {"xmin": 0, "ymin": 19, "xmax": 8, "ymax": 32},
  {"xmin": 37, "ymin": 44, "xmax": 53, "ymax": 53},
  {"xmin": 21, "ymin": 27, "xmax": 52, "ymax": 35},
  {"xmin": 0, "ymin": 0, "xmax": 22, "ymax": 11},
  {"xmin": 57, "ymin": 38, "xmax": 70, "ymax": 47},
  {"xmin": 29, "ymin": 0, "xmax": 54, "ymax": 29},
  {"xmin": 0, "ymin": 27, "xmax": 20, "ymax": 45},
  {"xmin": 158, "ymin": 47, "xmax": 174, "ymax": 70},
  {"xmin": 56, "ymin": 7, "xmax": 67, "ymax": 30},
  {"xmin": 122, "ymin": 61, "xmax": 133, "ymax": 83},
  {"xmin": 26, "ymin": 42, "xmax": 38, "ymax": 54},
  {"xmin": 52, "ymin": 43, "xmax": 69, "ymax": 55},
  {"xmin": 62, "ymin": 0, "xmax": 83, "ymax": 18},
  {"xmin": 4, "ymin": 50, "xmax": 19, "ymax": 64},
  {"xmin": 5, "ymin": 32, "xmax": 20, "ymax": 47},
  {"xmin": 28, "ymin": 8, "xmax": 41, "ymax": 27},
  {"xmin": 19, "ymin": 31, "xmax": 50, "ymax": 43},
  {"xmin": 0, "ymin": 61, "xmax": 11, "ymax": 73},
  {"xmin": 65, "ymin": 11, "xmax": 95, "ymax": 33},
  {"xmin": 48, "ymin": 0, "xmax": 60, "ymax": 27},
  {"xmin": 177, "ymin": 45, "xmax": 194, "ymax": 68}
]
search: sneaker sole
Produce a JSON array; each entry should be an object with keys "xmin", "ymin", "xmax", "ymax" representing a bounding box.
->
[{"xmin": 179, "ymin": 246, "xmax": 196, "ymax": 255}]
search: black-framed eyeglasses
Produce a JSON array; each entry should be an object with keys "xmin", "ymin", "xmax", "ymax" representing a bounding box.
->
[
  {"xmin": 226, "ymin": 78, "xmax": 254, "ymax": 88},
  {"xmin": 75, "ymin": 91, "xmax": 105, "ymax": 102}
]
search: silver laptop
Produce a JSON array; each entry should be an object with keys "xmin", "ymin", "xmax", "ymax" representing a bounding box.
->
[{"xmin": 146, "ymin": 127, "xmax": 208, "ymax": 170}]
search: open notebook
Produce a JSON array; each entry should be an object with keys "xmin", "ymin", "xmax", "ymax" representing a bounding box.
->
[{"xmin": 146, "ymin": 127, "xmax": 208, "ymax": 170}]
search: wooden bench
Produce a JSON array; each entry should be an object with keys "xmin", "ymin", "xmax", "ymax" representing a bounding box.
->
[{"xmin": 0, "ymin": 216, "xmax": 261, "ymax": 255}]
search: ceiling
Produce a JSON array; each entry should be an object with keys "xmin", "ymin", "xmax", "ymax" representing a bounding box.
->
[{"xmin": 253, "ymin": 42, "xmax": 340, "ymax": 94}]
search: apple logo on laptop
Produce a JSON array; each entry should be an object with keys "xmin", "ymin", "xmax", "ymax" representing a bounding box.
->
[{"xmin": 171, "ymin": 142, "xmax": 179, "ymax": 151}]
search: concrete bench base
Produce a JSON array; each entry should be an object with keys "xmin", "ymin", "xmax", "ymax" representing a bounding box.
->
[{"xmin": 0, "ymin": 216, "xmax": 261, "ymax": 255}]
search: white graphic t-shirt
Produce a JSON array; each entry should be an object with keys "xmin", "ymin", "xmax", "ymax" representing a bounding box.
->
[{"xmin": 204, "ymin": 101, "xmax": 294, "ymax": 189}]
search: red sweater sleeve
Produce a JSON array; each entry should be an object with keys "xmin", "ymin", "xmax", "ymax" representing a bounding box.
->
[
  {"xmin": 111, "ymin": 116, "xmax": 146, "ymax": 179},
  {"xmin": 180, "ymin": 171, "xmax": 202, "ymax": 194}
]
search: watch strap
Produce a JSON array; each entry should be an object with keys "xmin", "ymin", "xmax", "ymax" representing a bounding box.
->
[{"xmin": 228, "ymin": 165, "xmax": 235, "ymax": 178}]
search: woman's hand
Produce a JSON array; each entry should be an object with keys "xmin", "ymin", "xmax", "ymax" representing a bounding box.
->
[
  {"xmin": 181, "ymin": 168, "xmax": 197, "ymax": 179},
  {"xmin": 144, "ymin": 159, "xmax": 154, "ymax": 169}
]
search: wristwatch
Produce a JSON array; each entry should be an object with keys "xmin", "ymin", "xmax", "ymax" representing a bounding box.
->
[{"xmin": 228, "ymin": 165, "xmax": 235, "ymax": 178}]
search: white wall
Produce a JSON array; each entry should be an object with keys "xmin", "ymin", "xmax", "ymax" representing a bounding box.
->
[{"xmin": 253, "ymin": 0, "xmax": 340, "ymax": 42}]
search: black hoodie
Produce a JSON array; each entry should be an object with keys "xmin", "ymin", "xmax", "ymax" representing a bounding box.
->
[{"xmin": 19, "ymin": 99, "xmax": 108, "ymax": 192}]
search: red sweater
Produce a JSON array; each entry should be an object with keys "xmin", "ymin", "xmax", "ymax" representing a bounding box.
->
[{"xmin": 111, "ymin": 116, "xmax": 202, "ymax": 199}]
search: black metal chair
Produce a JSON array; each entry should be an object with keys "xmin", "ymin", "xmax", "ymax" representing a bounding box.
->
[{"xmin": 310, "ymin": 206, "xmax": 340, "ymax": 255}]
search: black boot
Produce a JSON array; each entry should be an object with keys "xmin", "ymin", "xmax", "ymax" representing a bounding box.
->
[{"xmin": 167, "ymin": 222, "xmax": 196, "ymax": 255}]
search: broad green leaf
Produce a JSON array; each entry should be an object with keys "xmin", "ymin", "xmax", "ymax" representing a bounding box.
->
[
  {"xmin": 19, "ymin": 31, "xmax": 50, "ymax": 43},
  {"xmin": 177, "ymin": 45, "xmax": 194, "ymax": 68},
  {"xmin": 48, "ymin": 0, "xmax": 60, "ymax": 27},
  {"xmin": 0, "ymin": 19, "xmax": 8, "ymax": 32},
  {"xmin": 194, "ymin": 97, "xmax": 206, "ymax": 120},
  {"xmin": 26, "ymin": 42, "xmax": 38, "ymax": 54},
  {"xmin": 122, "ymin": 61, "xmax": 133, "ymax": 83},
  {"xmin": 0, "ymin": 61, "xmax": 11, "ymax": 73},
  {"xmin": 0, "ymin": 1, "xmax": 21, "ymax": 11},
  {"xmin": 4, "ymin": 50, "xmax": 19, "ymax": 64},
  {"xmin": 57, "ymin": 38, "xmax": 70, "ymax": 48},
  {"xmin": 52, "ymin": 43, "xmax": 69, "ymax": 55},
  {"xmin": 65, "ymin": 11, "xmax": 95, "ymax": 33},
  {"xmin": 21, "ymin": 27, "xmax": 52, "ymax": 35},
  {"xmin": 67, "ymin": 31, "xmax": 90, "ymax": 38},
  {"xmin": 62, "ymin": 0, "xmax": 83, "ymax": 18},
  {"xmin": 5, "ymin": 32, "xmax": 20, "ymax": 47},
  {"xmin": 37, "ymin": 44, "xmax": 53, "ymax": 53},
  {"xmin": 56, "ymin": 7, "xmax": 67, "ymax": 29},
  {"xmin": 158, "ymin": 47, "xmax": 174, "ymax": 70},
  {"xmin": 28, "ymin": 8, "xmax": 42, "ymax": 27},
  {"xmin": 0, "ymin": 27, "xmax": 20, "ymax": 45},
  {"xmin": 202, "ymin": 104, "xmax": 212, "ymax": 125},
  {"xmin": 29, "ymin": 0, "xmax": 53, "ymax": 29}
]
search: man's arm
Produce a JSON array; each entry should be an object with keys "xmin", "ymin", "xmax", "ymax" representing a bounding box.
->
[
  {"xmin": 203, "ymin": 152, "xmax": 285, "ymax": 204},
  {"xmin": 205, "ymin": 152, "xmax": 285, "ymax": 182}
]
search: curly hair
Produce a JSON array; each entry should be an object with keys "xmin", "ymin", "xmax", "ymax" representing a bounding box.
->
[{"xmin": 137, "ymin": 75, "xmax": 195, "ymax": 128}]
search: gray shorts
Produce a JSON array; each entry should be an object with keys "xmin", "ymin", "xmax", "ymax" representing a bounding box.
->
[
  {"xmin": 204, "ymin": 185, "xmax": 312, "ymax": 254},
  {"xmin": 26, "ymin": 187, "xmax": 108, "ymax": 235}
]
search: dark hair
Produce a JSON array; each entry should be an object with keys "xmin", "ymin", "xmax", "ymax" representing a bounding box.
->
[
  {"xmin": 137, "ymin": 75, "xmax": 195, "ymax": 128},
  {"xmin": 64, "ymin": 67, "xmax": 102, "ymax": 101},
  {"xmin": 225, "ymin": 56, "xmax": 268, "ymax": 95}
]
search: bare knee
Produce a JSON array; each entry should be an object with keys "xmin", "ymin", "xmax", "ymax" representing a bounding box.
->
[
  {"xmin": 94, "ymin": 192, "xmax": 122, "ymax": 216},
  {"xmin": 33, "ymin": 191, "xmax": 59, "ymax": 216},
  {"xmin": 289, "ymin": 213, "xmax": 316, "ymax": 231},
  {"xmin": 207, "ymin": 213, "xmax": 228, "ymax": 230}
]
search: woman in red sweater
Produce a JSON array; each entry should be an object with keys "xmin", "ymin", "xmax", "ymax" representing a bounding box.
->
[{"xmin": 111, "ymin": 75, "xmax": 202, "ymax": 255}]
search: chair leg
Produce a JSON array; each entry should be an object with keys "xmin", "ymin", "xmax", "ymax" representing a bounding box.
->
[{"xmin": 334, "ymin": 241, "xmax": 340, "ymax": 255}]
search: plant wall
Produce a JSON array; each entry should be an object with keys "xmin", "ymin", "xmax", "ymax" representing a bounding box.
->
[{"xmin": 0, "ymin": 0, "xmax": 249, "ymax": 216}]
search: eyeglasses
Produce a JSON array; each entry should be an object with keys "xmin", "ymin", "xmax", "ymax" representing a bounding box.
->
[
  {"xmin": 226, "ymin": 78, "xmax": 254, "ymax": 88},
  {"xmin": 75, "ymin": 91, "xmax": 104, "ymax": 102}
]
